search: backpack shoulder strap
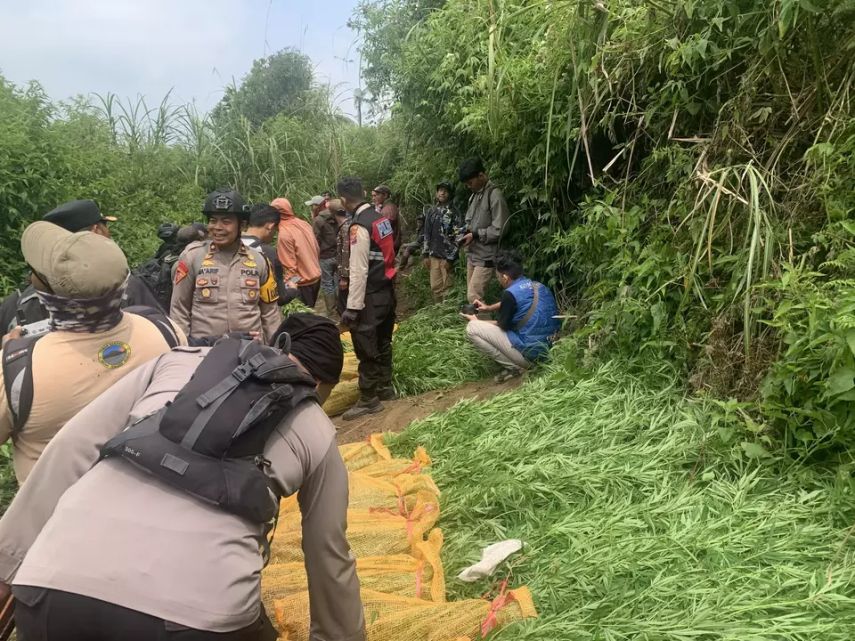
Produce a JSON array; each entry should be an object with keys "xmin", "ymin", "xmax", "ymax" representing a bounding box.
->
[
  {"xmin": 2, "ymin": 334, "xmax": 42, "ymax": 436},
  {"xmin": 124, "ymin": 306, "xmax": 181, "ymax": 348},
  {"xmin": 515, "ymin": 281, "xmax": 540, "ymax": 332}
]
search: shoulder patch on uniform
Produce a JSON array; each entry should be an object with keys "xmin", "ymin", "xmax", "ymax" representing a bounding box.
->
[
  {"xmin": 350, "ymin": 225, "xmax": 359, "ymax": 245},
  {"xmin": 376, "ymin": 218, "xmax": 393, "ymax": 239},
  {"xmin": 174, "ymin": 260, "xmax": 189, "ymax": 285},
  {"xmin": 98, "ymin": 341, "xmax": 131, "ymax": 369}
]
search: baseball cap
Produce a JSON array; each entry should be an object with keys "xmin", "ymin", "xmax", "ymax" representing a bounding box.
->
[
  {"xmin": 304, "ymin": 195, "xmax": 325, "ymax": 207},
  {"xmin": 43, "ymin": 200, "xmax": 117, "ymax": 232},
  {"xmin": 21, "ymin": 221, "xmax": 129, "ymax": 298},
  {"xmin": 372, "ymin": 185, "xmax": 391, "ymax": 195}
]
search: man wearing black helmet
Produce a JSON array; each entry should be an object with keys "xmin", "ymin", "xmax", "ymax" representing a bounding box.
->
[
  {"xmin": 423, "ymin": 180, "xmax": 463, "ymax": 301},
  {"xmin": 170, "ymin": 190, "xmax": 280, "ymax": 343}
]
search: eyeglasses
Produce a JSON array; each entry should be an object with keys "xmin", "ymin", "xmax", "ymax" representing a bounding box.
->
[{"xmin": 333, "ymin": 209, "xmax": 347, "ymax": 215}]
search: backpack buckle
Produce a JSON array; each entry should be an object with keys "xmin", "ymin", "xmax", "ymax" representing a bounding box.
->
[{"xmin": 232, "ymin": 363, "xmax": 253, "ymax": 382}]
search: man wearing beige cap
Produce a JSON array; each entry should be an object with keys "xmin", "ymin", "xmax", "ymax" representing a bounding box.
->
[
  {"xmin": 0, "ymin": 221, "xmax": 186, "ymax": 483},
  {"xmin": 0, "ymin": 199, "xmax": 163, "ymax": 335}
]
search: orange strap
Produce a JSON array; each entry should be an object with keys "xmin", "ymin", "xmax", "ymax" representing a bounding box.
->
[{"xmin": 481, "ymin": 580, "xmax": 514, "ymax": 638}]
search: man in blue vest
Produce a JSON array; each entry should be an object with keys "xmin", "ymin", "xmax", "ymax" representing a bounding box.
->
[{"xmin": 461, "ymin": 250, "xmax": 560, "ymax": 382}]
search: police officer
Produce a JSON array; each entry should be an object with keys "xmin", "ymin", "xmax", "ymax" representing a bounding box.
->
[
  {"xmin": 337, "ymin": 177, "xmax": 398, "ymax": 420},
  {"xmin": 171, "ymin": 189, "xmax": 281, "ymax": 344},
  {"xmin": 0, "ymin": 221, "xmax": 186, "ymax": 483},
  {"xmin": 0, "ymin": 200, "xmax": 164, "ymax": 333}
]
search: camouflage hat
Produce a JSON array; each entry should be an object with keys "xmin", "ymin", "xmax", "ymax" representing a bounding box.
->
[{"xmin": 21, "ymin": 221, "xmax": 129, "ymax": 298}]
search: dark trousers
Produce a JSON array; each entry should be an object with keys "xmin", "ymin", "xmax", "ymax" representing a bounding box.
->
[
  {"xmin": 298, "ymin": 281, "xmax": 320, "ymax": 307},
  {"xmin": 14, "ymin": 587, "xmax": 277, "ymax": 641},
  {"xmin": 351, "ymin": 286, "xmax": 396, "ymax": 400}
]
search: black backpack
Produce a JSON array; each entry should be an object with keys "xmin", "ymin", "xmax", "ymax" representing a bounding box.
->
[
  {"xmin": 100, "ymin": 337, "xmax": 318, "ymax": 523},
  {"xmin": 134, "ymin": 253, "xmax": 180, "ymax": 311},
  {"xmin": 1, "ymin": 307, "xmax": 181, "ymax": 438}
]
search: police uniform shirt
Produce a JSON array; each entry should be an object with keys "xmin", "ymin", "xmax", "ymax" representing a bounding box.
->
[
  {"xmin": 0, "ymin": 348, "xmax": 364, "ymax": 638},
  {"xmin": 0, "ymin": 313, "xmax": 188, "ymax": 483},
  {"xmin": 170, "ymin": 241, "xmax": 280, "ymax": 344}
]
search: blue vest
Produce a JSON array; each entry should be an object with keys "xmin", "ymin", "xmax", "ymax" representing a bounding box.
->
[{"xmin": 506, "ymin": 277, "xmax": 560, "ymax": 360}]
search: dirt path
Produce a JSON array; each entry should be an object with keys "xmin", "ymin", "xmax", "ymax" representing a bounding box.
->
[{"xmin": 334, "ymin": 377, "xmax": 522, "ymax": 444}]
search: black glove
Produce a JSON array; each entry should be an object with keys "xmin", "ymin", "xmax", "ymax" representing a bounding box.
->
[{"xmin": 340, "ymin": 309, "xmax": 360, "ymax": 326}]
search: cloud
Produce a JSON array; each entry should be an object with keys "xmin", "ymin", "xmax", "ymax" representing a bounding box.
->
[{"xmin": 0, "ymin": 0, "xmax": 361, "ymax": 112}]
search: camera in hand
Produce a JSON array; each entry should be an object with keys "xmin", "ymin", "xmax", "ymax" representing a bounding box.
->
[{"xmin": 460, "ymin": 303, "xmax": 478, "ymax": 315}]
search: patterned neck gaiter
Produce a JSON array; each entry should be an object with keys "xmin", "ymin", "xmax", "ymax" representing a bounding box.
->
[{"xmin": 37, "ymin": 275, "xmax": 128, "ymax": 333}]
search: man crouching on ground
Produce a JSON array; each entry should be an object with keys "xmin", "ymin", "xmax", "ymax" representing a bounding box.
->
[{"xmin": 0, "ymin": 313, "xmax": 363, "ymax": 641}]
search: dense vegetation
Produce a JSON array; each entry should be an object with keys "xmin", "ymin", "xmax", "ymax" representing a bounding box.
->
[
  {"xmin": 353, "ymin": 0, "xmax": 855, "ymax": 458},
  {"xmin": 391, "ymin": 342, "xmax": 855, "ymax": 640},
  {"xmin": 0, "ymin": 2, "xmax": 853, "ymax": 637},
  {"xmin": 0, "ymin": 49, "xmax": 401, "ymax": 292}
]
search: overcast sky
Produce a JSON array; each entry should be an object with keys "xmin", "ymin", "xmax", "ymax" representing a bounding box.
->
[{"xmin": 0, "ymin": 0, "xmax": 363, "ymax": 116}]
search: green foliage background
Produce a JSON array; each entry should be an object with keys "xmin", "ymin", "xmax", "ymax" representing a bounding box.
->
[
  {"xmin": 0, "ymin": 1, "xmax": 854, "ymax": 457},
  {"xmin": 353, "ymin": 0, "xmax": 855, "ymax": 457}
]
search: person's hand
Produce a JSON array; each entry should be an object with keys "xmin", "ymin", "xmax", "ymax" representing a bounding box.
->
[
  {"xmin": 473, "ymin": 298, "xmax": 486, "ymax": 311},
  {"xmin": 340, "ymin": 309, "xmax": 359, "ymax": 326},
  {"xmin": 459, "ymin": 313, "xmax": 477, "ymax": 322},
  {"xmin": 339, "ymin": 278, "xmax": 348, "ymax": 291},
  {"xmin": 1, "ymin": 326, "xmax": 22, "ymax": 348},
  {"xmin": 422, "ymin": 258, "xmax": 430, "ymax": 270},
  {"xmin": 461, "ymin": 232, "xmax": 474, "ymax": 246}
]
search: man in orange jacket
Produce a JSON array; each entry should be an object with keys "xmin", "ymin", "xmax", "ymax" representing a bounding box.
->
[{"xmin": 272, "ymin": 197, "xmax": 322, "ymax": 307}]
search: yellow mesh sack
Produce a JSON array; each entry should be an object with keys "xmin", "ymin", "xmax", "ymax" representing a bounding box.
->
[
  {"xmin": 338, "ymin": 433, "xmax": 393, "ymax": 471},
  {"xmin": 278, "ymin": 470, "xmax": 440, "ymax": 517},
  {"xmin": 269, "ymin": 493, "xmax": 440, "ymax": 564},
  {"xmin": 354, "ymin": 446, "xmax": 432, "ymax": 478},
  {"xmin": 322, "ymin": 348, "xmax": 360, "ymax": 416},
  {"xmin": 262, "ymin": 528, "xmax": 446, "ymax": 614},
  {"xmin": 274, "ymin": 586, "xmax": 537, "ymax": 641},
  {"xmin": 346, "ymin": 470, "xmax": 440, "ymax": 511}
]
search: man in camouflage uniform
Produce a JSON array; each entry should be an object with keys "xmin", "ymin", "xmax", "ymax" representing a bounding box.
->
[{"xmin": 170, "ymin": 190, "xmax": 280, "ymax": 344}]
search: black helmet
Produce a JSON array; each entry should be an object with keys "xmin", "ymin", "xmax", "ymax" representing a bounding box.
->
[
  {"xmin": 436, "ymin": 180, "xmax": 455, "ymax": 195},
  {"xmin": 202, "ymin": 189, "xmax": 248, "ymax": 219},
  {"xmin": 156, "ymin": 222, "xmax": 179, "ymax": 241}
]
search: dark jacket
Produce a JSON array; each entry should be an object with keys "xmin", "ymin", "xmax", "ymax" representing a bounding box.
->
[
  {"xmin": 423, "ymin": 203, "xmax": 463, "ymax": 262},
  {"xmin": 312, "ymin": 210, "xmax": 338, "ymax": 260}
]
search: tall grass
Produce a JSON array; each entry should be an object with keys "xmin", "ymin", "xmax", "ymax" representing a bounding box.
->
[{"xmin": 391, "ymin": 345, "xmax": 855, "ymax": 639}]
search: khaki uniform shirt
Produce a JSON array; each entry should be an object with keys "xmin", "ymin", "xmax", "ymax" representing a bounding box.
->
[
  {"xmin": 0, "ymin": 348, "xmax": 364, "ymax": 639},
  {"xmin": 170, "ymin": 241, "xmax": 280, "ymax": 344},
  {"xmin": 0, "ymin": 313, "xmax": 187, "ymax": 483}
]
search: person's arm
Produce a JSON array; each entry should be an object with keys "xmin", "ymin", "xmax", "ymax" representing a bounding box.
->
[
  {"xmin": 258, "ymin": 257, "xmax": 281, "ymax": 343},
  {"xmin": 300, "ymin": 443, "xmax": 364, "ymax": 641},
  {"xmin": 0, "ymin": 355, "xmax": 165, "ymax": 583},
  {"xmin": 496, "ymin": 290, "xmax": 517, "ymax": 331},
  {"xmin": 169, "ymin": 251, "xmax": 195, "ymax": 338},
  {"xmin": 277, "ymin": 230, "xmax": 299, "ymax": 283},
  {"xmin": 264, "ymin": 404, "xmax": 364, "ymax": 641},
  {"xmin": 0, "ymin": 369, "xmax": 12, "ymax": 449},
  {"xmin": 479, "ymin": 187, "xmax": 510, "ymax": 245},
  {"xmin": 346, "ymin": 225, "xmax": 370, "ymax": 311}
]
